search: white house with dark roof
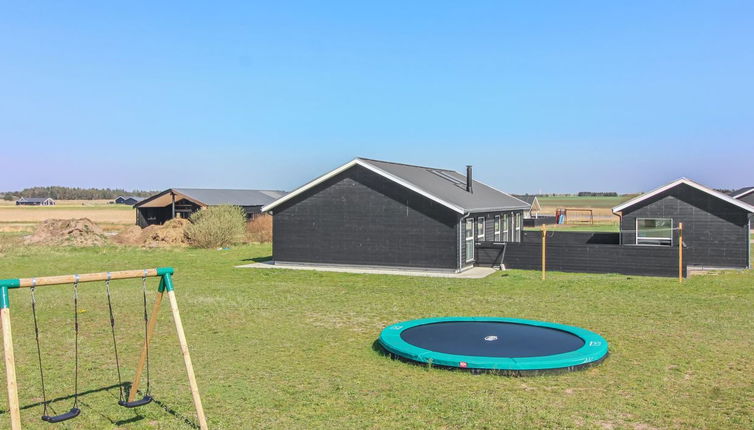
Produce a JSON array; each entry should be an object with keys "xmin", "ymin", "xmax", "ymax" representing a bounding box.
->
[
  {"xmin": 16, "ymin": 197, "xmax": 55, "ymax": 206},
  {"xmin": 262, "ymin": 157, "xmax": 529, "ymax": 272},
  {"xmin": 513, "ymin": 195, "xmax": 541, "ymax": 219}
]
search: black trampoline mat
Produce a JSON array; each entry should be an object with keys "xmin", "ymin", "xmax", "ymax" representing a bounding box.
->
[{"xmin": 400, "ymin": 321, "xmax": 585, "ymax": 358}]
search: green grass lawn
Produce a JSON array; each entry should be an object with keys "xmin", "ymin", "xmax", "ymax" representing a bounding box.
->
[{"xmin": 0, "ymin": 245, "xmax": 752, "ymax": 429}]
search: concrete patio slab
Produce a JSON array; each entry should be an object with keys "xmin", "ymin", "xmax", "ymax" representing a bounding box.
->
[{"xmin": 235, "ymin": 261, "xmax": 497, "ymax": 279}]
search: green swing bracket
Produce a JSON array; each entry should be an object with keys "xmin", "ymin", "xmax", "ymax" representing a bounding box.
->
[{"xmin": 0, "ymin": 286, "xmax": 9, "ymax": 309}]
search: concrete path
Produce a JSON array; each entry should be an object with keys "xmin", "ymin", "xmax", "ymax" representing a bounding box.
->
[{"xmin": 235, "ymin": 261, "xmax": 496, "ymax": 279}]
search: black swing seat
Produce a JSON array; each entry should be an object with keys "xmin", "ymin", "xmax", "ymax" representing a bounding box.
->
[
  {"xmin": 42, "ymin": 407, "xmax": 81, "ymax": 423},
  {"xmin": 118, "ymin": 395, "xmax": 153, "ymax": 408}
]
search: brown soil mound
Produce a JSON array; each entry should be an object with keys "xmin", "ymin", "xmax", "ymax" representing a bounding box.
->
[
  {"xmin": 25, "ymin": 218, "xmax": 110, "ymax": 247},
  {"xmin": 113, "ymin": 218, "xmax": 189, "ymax": 247},
  {"xmin": 111, "ymin": 225, "xmax": 144, "ymax": 245}
]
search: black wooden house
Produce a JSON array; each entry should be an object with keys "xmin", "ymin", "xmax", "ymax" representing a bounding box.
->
[
  {"xmin": 262, "ymin": 158, "xmax": 529, "ymax": 272},
  {"xmin": 613, "ymin": 178, "xmax": 753, "ymax": 269},
  {"xmin": 115, "ymin": 196, "xmax": 144, "ymax": 205}
]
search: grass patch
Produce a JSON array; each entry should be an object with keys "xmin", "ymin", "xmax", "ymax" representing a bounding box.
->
[{"xmin": 0, "ymin": 245, "xmax": 751, "ymax": 429}]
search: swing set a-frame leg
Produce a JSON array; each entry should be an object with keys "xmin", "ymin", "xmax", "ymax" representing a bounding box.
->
[
  {"xmin": 129, "ymin": 274, "xmax": 207, "ymax": 430},
  {"xmin": 1, "ymin": 288, "xmax": 22, "ymax": 430},
  {"xmin": 127, "ymin": 289, "xmax": 163, "ymax": 402}
]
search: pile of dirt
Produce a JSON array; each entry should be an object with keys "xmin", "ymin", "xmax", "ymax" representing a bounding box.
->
[
  {"xmin": 25, "ymin": 218, "xmax": 110, "ymax": 247},
  {"xmin": 111, "ymin": 225, "xmax": 145, "ymax": 245},
  {"xmin": 113, "ymin": 218, "xmax": 190, "ymax": 247}
]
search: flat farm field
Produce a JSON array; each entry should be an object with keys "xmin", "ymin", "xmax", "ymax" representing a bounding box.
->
[{"xmin": 0, "ymin": 200, "xmax": 134, "ymax": 229}]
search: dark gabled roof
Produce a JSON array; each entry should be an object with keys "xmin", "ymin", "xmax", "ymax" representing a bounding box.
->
[
  {"xmin": 262, "ymin": 157, "xmax": 529, "ymax": 213},
  {"xmin": 116, "ymin": 196, "xmax": 145, "ymax": 202},
  {"xmin": 513, "ymin": 195, "xmax": 536, "ymax": 205},
  {"xmin": 613, "ymin": 178, "xmax": 754, "ymax": 214},
  {"xmin": 729, "ymin": 187, "xmax": 754, "ymax": 199},
  {"xmin": 17, "ymin": 197, "xmax": 53, "ymax": 203},
  {"xmin": 135, "ymin": 188, "xmax": 287, "ymax": 208},
  {"xmin": 174, "ymin": 188, "xmax": 287, "ymax": 206}
]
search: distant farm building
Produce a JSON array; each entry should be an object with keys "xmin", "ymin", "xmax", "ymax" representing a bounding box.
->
[
  {"xmin": 114, "ymin": 196, "xmax": 145, "ymax": 205},
  {"xmin": 15, "ymin": 197, "xmax": 55, "ymax": 206},
  {"xmin": 729, "ymin": 187, "xmax": 754, "ymax": 206},
  {"xmin": 514, "ymin": 195, "xmax": 541, "ymax": 219},
  {"xmin": 134, "ymin": 188, "xmax": 287, "ymax": 227}
]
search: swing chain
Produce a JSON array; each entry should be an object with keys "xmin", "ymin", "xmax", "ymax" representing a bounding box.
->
[
  {"xmin": 30, "ymin": 279, "xmax": 51, "ymax": 417},
  {"xmin": 142, "ymin": 269, "xmax": 151, "ymax": 395},
  {"xmin": 105, "ymin": 272, "xmax": 126, "ymax": 401},
  {"xmin": 73, "ymin": 275, "xmax": 80, "ymax": 409}
]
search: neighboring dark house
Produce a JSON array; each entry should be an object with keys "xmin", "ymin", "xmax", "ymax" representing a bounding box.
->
[
  {"xmin": 16, "ymin": 197, "xmax": 55, "ymax": 206},
  {"xmin": 501, "ymin": 178, "xmax": 753, "ymax": 278},
  {"xmin": 134, "ymin": 188, "xmax": 287, "ymax": 227},
  {"xmin": 114, "ymin": 196, "xmax": 145, "ymax": 205},
  {"xmin": 514, "ymin": 195, "xmax": 542, "ymax": 219},
  {"xmin": 262, "ymin": 158, "xmax": 529, "ymax": 272},
  {"xmin": 613, "ymin": 178, "xmax": 754, "ymax": 269},
  {"xmin": 729, "ymin": 187, "xmax": 754, "ymax": 206}
]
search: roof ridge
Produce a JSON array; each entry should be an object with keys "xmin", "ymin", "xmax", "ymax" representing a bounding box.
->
[
  {"xmin": 357, "ymin": 157, "xmax": 456, "ymax": 173},
  {"xmin": 613, "ymin": 177, "xmax": 754, "ymax": 214},
  {"xmin": 263, "ymin": 158, "xmax": 529, "ymax": 214},
  {"xmin": 174, "ymin": 187, "xmax": 286, "ymax": 192},
  {"xmin": 731, "ymin": 186, "xmax": 754, "ymax": 198}
]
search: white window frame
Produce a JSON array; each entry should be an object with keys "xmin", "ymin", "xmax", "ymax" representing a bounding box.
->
[
  {"xmin": 515, "ymin": 213, "xmax": 522, "ymax": 242},
  {"xmin": 494, "ymin": 215, "xmax": 501, "ymax": 241},
  {"xmin": 635, "ymin": 217, "xmax": 673, "ymax": 246},
  {"xmin": 477, "ymin": 217, "xmax": 485, "ymax": 240},
  {"xmin": 503, "ymin": 213, "xmax": 509, "ymax": 241},
  {"xmin": 465, "ymin": 218, "xmax": 475, "ymax": 262}
]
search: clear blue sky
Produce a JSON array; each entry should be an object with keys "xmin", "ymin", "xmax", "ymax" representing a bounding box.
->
[{"xmin": 2, "ymin": 1, "xmax": 752, "ymax": 193}]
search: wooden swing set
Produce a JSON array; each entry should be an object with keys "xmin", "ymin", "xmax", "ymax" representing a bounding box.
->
[{"xmin": 0, "ymin": 267, "xmax": 207, "ymax": 430}]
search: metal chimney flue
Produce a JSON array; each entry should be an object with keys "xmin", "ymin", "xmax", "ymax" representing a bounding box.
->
[{"xmin": 466, "ymin": 165, "xmax": 473, "ymax": 193}]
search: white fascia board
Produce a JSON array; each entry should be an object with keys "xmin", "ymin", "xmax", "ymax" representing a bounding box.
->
[
  {"xmin": 613, "ymin": 178, "xmax": 754, "ymax": 214},
  {"xmin": 467, "ymin": 205, "xmax": 530, "ymax": 213},
  {"xmin": 262, "ymin": 158, "xmax": 465, "ymax": 214},
  {"xmin": 261, "ymin": 159, "xmax": 360, "ymax": 212},
  {"xmin": 733, "ymin": 188, "xmax": 754, "ymax": 199},
  {"xmin": 356, "ymin": 160, "xmax": 465, "ymax": 213}
]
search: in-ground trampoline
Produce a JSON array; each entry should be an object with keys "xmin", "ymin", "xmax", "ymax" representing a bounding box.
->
[{"xmin": 378, "ymin": 317, "xmax": 608, "ymax": 374}]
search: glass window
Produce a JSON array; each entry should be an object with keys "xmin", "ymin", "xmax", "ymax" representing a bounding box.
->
[
  {"xmin": 503, "ymin": 214, "xmax": 509, "ymax": 241},
  {"xmin": 636, "ymin": 218, "xmax": 672, "ymax": 246},
  {"xmin": 465, "ymin": 219, "xmax": 474, "ymax": 262},
  {"xmin": 494, "ymin": 215, "xmax": 501, "ymax": 241},
  {"xmin": 477, "ymin": 217, "xmax": 485, "ymax": 240},
  {"xmin": 515, "ymin": 213, "xmax": 522, "ymax": 242}
]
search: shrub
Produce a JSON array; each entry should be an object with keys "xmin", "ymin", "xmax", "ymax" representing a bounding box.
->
[
  {"xmin": 185, "ymin": 205, "xmax": 246, "ymax": 248},
  {"xmin": 246, "ymin": 214, "xmax": 272, "ymax": 243}
]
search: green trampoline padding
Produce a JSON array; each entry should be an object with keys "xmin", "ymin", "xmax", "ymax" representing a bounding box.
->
[{"xmin": 378, "ymin": 317, "xmax": 608, "ymax": 372}]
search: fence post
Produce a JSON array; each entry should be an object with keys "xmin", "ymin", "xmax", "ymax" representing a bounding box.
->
[
  {"xmin": 678, "ymin": 222, "xmax": 683, "ymax": 282},
  {"xmin": 541, "ymin": 226, "xmax": 547, "ymax": 280}
]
